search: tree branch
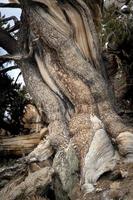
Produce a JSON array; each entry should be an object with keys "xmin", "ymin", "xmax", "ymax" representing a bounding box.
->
[
  {"xmin": 2, "ymin": 16, "xmax": 19, "ymax": 24},
  {"xmin": 1, "ymin": 16, "xmax": 20, "ymax": 32},
  {"xmin": 14, "ymin": 71, "xmax": 22, "ymax": 84},
  {"xmin": 0, "ymin": 54, "xmax": 22, "ymax": 62},
  {"xmin": 0, "ymin": 40, "xmax": 35, "ymax": 62},
  {"xmin": 0, "ymin": 66, "xmax": 19, "ymax": 74},
  {"xmin": 0, "ymin": 27, "xmax": 17, "ymax": 54},
  {"xmin": 0, "ymin": 3, "xmax": 20, "ymax": 8},
  {"xmin": 0, "ymin": 129, "xmax": 48, "ymax": 157}
]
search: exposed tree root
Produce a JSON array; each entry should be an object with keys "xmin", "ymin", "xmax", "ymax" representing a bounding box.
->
[
  {"xmin": 0, "ymin": 166, "xmax": 54, "ymax": 200},
  {"xmin": 82, "ymin": 116, "xmax": 119, "ymax": 193}
]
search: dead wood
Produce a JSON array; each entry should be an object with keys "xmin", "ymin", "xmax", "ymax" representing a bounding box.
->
[
  {"xmin": 0, "ymin": 0, "xmax": 133, "ymax": 199},
  {"xmin": 0, "ymin": 166, "xmax": 54, "ymax": 200},
  {"xmin": 0, "ymin": 128, "xmax": 48, "ymax": 157}
]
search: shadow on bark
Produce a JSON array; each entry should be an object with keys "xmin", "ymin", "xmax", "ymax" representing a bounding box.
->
[{"xmin": 0, "ymin": 0, "xmax": 133, "ymax": 199}]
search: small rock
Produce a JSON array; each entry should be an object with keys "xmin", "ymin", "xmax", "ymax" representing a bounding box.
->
[
  {"xmin": 96, "ymin": 187, "xmax": 103, "ymax": 192},
  {"xmin": 120, "ymin": 170, "xmax": 128, "ymax": 178}
]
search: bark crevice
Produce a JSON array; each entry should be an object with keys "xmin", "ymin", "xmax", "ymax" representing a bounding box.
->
[{"xmin": 0, "ymin": 0, "xmax": 133, "ymax": 199}]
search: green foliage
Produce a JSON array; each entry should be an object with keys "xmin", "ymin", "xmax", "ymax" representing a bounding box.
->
[
  {"xmin": 102, "ymin": 3, "xmax": 133, "ymax": 69},
  {"xmin": 102, "ymin": 4, "xmax": 133, "ymax": 48},
  {"xmin": 102, "ymin": 3, "xmax": 133, "ymax": 110},
  {"xmin": 0, "ymin": 73, "xmax": 31, "ymax": 135},
  {"xmin": 0, "ymin": 13, "xmax": 31, "ymax": 135}
]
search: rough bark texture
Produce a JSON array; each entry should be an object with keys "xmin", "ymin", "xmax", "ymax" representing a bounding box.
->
[{"xmin": 0, "ymin": 0, "xmax": 133, "ymax": 199}]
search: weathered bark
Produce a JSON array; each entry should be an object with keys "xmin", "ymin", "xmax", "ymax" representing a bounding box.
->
[
  {"xmin": 0, "ymin": 0, "xmax": 133, "ymax": 199},
  {"xmin": 0, "ymin": 166, "xmax": 54, "ymax": 200}
]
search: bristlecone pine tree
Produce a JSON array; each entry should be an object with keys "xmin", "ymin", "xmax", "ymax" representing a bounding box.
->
[{"xmin": 0, "ymin": 0, "xmax": 133, "ymax": 199}]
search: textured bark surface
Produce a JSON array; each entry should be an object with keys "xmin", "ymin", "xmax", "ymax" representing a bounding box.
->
[
  {"xmin": 0, "ymin": 166, "xmax": 54, "ymax": 200},
  {"xmin": 0, "ymin": 0, "xmax": 133, "ymax": 199}
]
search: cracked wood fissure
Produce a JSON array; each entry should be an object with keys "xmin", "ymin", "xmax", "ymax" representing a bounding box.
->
[
  {"xmin": 3, "ymin": 0, "xmax": 131, "ymax": 199},
  {"xmin": 28, "ymin": 0, "xmax": 130, "ymax": 137},
  {"xmin": 20, "ymin": 0, "xmax": 130, "ymax": 164}
]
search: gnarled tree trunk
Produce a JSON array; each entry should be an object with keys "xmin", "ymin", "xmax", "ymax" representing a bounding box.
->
[{"xmin": 0, "ymin": 0, "xmax": 133, "ymax": 199}]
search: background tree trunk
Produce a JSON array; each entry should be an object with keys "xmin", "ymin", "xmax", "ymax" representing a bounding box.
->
[{"xmin": 0, "ymin": 0, "xmax": 133, "ymax": 199}]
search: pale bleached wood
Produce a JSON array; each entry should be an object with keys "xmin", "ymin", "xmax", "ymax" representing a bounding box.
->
[{"xmin": 0, "ymin": 128, "xmax": 48, "ymax": 156}]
